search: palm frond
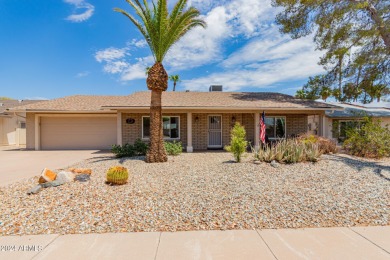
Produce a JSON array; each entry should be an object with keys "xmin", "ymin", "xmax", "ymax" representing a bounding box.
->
[{"xmin": 116, "ymin": 0, "xmax": 206, "ymax": 62}]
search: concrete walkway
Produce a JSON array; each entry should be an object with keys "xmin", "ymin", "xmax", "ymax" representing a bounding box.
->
[
  {"xmin": 0, "ymin": 147, "xmax": 109, "ymax": 187},
  {"xmin": 0, "ymin": 226, "xmax": 388, "ymax": 260}
]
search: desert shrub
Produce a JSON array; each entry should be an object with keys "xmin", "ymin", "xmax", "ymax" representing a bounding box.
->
[
  {"xmin": 106, "ymin": 166, "xmax": 129, "ymax": 185},
  {"xmin": 111, "ymin": 139, "xmax": 148, "ymax": 158},
  {"xmin": 343, "ymin": 117, "xmax": 390, "ymax": 158},
  {"xmin": 164, "ymin": 141, "xmax": 183, "ymax": 156},
  {"xmin": 225, "ymin": 122, "xmax": 248, "ymax": 162},
  {"xmin": 133, "ymin": 139, "xmax": 149, "ymax": 155},
  {"xmin": 253, "ymin": 139, "xmax": 323, "ymax": 164},
  {"xmin": 298, "ymin": 134, "xmax": 337, "ymax": 154}
]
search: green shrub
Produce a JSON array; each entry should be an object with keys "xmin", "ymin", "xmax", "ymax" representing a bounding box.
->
[
  {"xmin": 225, "ymin": 122, "xmax": 248, "ymax": 162},
  {"xmin": 343, "ymin": 117, "xmax": 390, "ymax": 158},
  {"xmin": 253, "ymin": 139, "xmax": 323, "ymax": 164},
  {"xmin": 106, "ymin": 166, "xmax": 129, "ymax": 185},
  {"xmin": 111, "ymin": 139, "xmax": 148, "ymax": 158},
  {"xmin": 164, "ymin": 141, "xmax": 183, "ymax": 156},
  {"xmin": 298, "ymin": 134, "xmax": 337, "ymax": 154}
]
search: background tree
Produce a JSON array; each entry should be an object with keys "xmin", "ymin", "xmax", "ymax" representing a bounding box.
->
[
  {"xmin": 274, "ymin": 0, "xmax": 390, "ymax": 103},
  {"xmin": 0, "ymin": 97, "xmax": 13, "ymax": 100},
  {"xmin": 295, "ymin": 75, "xmax": 330, "ymax": 100},
  {"xmin": 169, "ymin": 74, "xmax": 181, "ymax": 91},
  {"xmin": 320, "ymin": 86, "xmax": 332, "ymax": 101},
  {"xmin": 115, "ymin": 0, "xmax": 206, "ymax": 163}
]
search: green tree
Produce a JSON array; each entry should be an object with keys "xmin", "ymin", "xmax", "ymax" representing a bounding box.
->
[
  {"xmin": 273, "ymin": 0, "xmax": 390, "ymax": 102},
  {"xmin": 296, "ymin": 75, "xmax": 330, "ymax": 100},
  {"xmin": 0, "ymin": 97, "xmax": 14, "ymax": 100},
  {"xmin": 115, "ymin": 0, "xmax": 206, "ymax": 163},
  {"xmin": 295, "ymin": 89, "xmax": 307, "ymax": 99},
  {"xmin": 168, "ymin": 74, "xmax": 181, "ymax": 91},
  {"xmin": 320, "ymin": 86, "xmax": 332, "ymax": 101}
]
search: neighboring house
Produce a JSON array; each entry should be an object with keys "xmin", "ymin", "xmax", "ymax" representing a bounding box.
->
[
  {"xmin": 323, "ymin": 102, "xmax": 390, "ymax": 140},
  {"xmin": 0, "ymin": 100, "xmax": 44, "ymax": 147},
  {"xmin": 11, "ymin": 90, "xmax": 340, "ymax": 151}
]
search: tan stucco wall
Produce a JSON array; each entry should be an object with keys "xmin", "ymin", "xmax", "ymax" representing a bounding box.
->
[{"xmin": 26, "ymin": 113, "xmax": 35, "ymax": 149}]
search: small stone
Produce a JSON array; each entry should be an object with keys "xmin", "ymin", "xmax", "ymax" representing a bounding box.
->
[
  {"xmin": 75, "ymin": 174, "xmax": 91, "ymax": 182},
  {"xmin": 270, "ymin": 160, "xmax": 280, "ymax": 168},
  {"xmin": 56, "ymin": 171, "xmax": 75, "ymax": 183},
  {"xmin": 27, "ymin": 185, "xmax": 42, "ymax": 195},
  {"xmin": 69, "ymin": 168, "xmax": 92, "ymax": 175}
]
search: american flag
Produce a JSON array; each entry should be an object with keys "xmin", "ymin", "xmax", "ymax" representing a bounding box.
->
[{"xmin": 260, "ymin": 111, "xmax": 266, "ymax": 144}]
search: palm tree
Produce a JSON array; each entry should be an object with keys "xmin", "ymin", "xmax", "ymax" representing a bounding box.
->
[
  {"xmin": 169, "ymin": 74, "xmax": 180, "ymax": 91},
  {"xmin": 145, "ymin": 66, "xmax": 151, "ymax": 76},
  {"xmin": 115, "ymin": 0, "xmax": 206, "ymax": 163}
]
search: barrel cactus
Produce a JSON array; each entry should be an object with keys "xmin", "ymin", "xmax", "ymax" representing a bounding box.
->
[{"xmin": 106, "ymin": 166, "xmax": 129, "ymax": 185}]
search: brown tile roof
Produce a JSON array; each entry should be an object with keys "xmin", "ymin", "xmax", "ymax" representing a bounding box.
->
[
  {"xmin": 0, "ymin": 100, "xmax": 44, "ymax": 114},
  {"xmin": 11, "ymin": 92, "xmax": 339, "ymax": 112},
  {"xmin": 10, "ymin": 95, "xmax": 124, "ymax": 112},
  {"xmin": 104, "ymin": 91, "xmax": 338, "ymax": 110}
]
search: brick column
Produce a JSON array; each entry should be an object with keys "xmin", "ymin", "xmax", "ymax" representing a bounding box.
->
[
  {"xmin": 254, "ymin": 112, "xmax": 260, "ymax": 151},
  {"xmin": 187, "ymin": 112, "xmax": 193, "ymax": 152}
]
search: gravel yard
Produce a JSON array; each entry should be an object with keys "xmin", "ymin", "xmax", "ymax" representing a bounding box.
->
[{"xmin": 0, "ymin": 152, "xmax": 389, "ymax": 236}]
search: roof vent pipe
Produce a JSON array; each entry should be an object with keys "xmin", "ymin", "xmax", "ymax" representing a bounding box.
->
[{"xmin": 209, "ymin": 85, "xmax": 223, "ymax": 92}]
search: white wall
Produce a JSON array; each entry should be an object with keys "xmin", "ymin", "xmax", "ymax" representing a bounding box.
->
[{"xmin": 0, "ymin": 116, "xmax": 17, "ymax": 145}]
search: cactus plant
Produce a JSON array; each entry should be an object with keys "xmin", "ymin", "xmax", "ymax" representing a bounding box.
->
[{"xmin": 106, "ymin": 166, "xmax": 129, "ymax": 185}]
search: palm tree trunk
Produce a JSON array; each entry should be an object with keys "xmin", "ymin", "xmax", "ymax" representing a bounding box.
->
[
  {"xmin": 173, "ymin": 82, "xmax": 176, "ymax": 91},
  {"xmin": 146, "ymin": 89, "xmax": 168, "ymax": 163},
  {"xmin": 145, "ymin": 62, "xmax": 168, "ymax": 163}
]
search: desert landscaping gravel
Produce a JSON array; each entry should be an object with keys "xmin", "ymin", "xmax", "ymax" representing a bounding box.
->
[{"xmin": 0, "ymin": 152, "xmax": 389, "ymax": 235}]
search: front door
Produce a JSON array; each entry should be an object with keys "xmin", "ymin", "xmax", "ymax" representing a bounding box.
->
[{"xmin": 208, "ymin": 115, "xmax": 222, "ymax": 148}]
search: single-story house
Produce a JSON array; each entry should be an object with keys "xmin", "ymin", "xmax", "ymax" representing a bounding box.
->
[
  {"xmin": 11, "ymin": 90, "xmax": 340, "ymax": 151},
  {"xmin": 0, "ymin": 100, "xmax": 43, "ymax": 147},
  {"xmin": 323, "ymin": 102, "xmax": 390, "ymax": 140}
]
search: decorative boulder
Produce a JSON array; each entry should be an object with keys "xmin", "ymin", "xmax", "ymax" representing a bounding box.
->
[
  {"xmin": 41, "ymin": 179, "xmax": 66, "ymax": 188},
  {"xmin": 68, "ymin": 168, "xmax": 92, "ymax": 175},
  {"xmin": 56, "ymin": 171, "xmax": 75, "ymax": 183},
  {"xmin": 27, "ymin": 185, "xmax": 42, "ymax": 195},
  {"xmin": 38, "ymin": 168, "xmax": 57, "ymax": 183},
  {"xmin": 75, "ymin": 174, "xmax": 91, "ymax": 182}
]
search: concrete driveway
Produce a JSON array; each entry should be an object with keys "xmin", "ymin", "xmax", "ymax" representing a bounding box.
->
[{"xmin": 0, "ymin": 146, "xmax": 109, "ymax": 187}]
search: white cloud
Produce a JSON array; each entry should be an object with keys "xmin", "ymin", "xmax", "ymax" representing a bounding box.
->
[
  {"xmin": 24, "ymin": 97, "xmax": 49, "ymax": 100},
  {"xmin": 95, "ymin": 47, "xmax": 128, "ymax": 63},
  {"xmin": 64, "ymin": 0, "xmax": 95, "ymax": 23},
  {"xmin": 76, "ymin": 71, "xmax": 90, "ymax": 78},
  {"xmin": 96, "ymin": 0, "xmax": 323, "ymax": 91},
  {"xmin": 128, "ymin": 39, "xmax": 148, "ymax": 48}
]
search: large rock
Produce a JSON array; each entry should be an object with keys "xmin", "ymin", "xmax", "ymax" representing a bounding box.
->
[
  {"xmin": 40, "ymin": 179, "xmax": 66, "ymax": 188},
  {"xmin": 56, "ymin": 171, "xmax": 75, "ymax": 183},
  {"xmin": 75, "ymin": 174, "xmax": 90, "ymax": 182},
  {"xmin": 27, "ymin": 185, "xmax": 42, "ymax": 195},
  {"xmin": 68, "ymin": 168, "xmax": 92, "ymax": 175},
  {"xmin": 270, "ymin": 160, "xmax": 280, "ymax": 168},
  {"xmin": 38, "ymin": 168, "xmax": 57, "ymax": 183}
]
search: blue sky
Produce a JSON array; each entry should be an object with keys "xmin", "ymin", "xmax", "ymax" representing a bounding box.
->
[{"xmin": 0, "ymin": 0, "xmax": 325, "ymax": 100}]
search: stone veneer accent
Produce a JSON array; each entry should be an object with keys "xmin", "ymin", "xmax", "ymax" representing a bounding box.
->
[{"xmin": 122, "ymin": 113, "xmax": 308, "ymax": 150}]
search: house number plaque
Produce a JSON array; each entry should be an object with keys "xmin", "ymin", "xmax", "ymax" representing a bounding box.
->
[{"xmin": 126, "ymin": 118, "xmax": 135, "ymax": 124}]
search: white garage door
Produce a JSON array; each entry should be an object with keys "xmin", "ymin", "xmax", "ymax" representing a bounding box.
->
[{"xmin": 40, "ymin": 116, "xmax": 117, "ymax": 150}]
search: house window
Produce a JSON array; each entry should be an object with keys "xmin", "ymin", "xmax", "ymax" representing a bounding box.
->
[
  {"xmin": 142, "ymin": 116, "xmax": 180, "ymax": 139},
  {"xmin": 339, "ymin": 120, "xmax": 362, "ymax": 139},
  {"xmin": 265, "ymin": 117, "xmax": 286, "ymax": 139}
]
